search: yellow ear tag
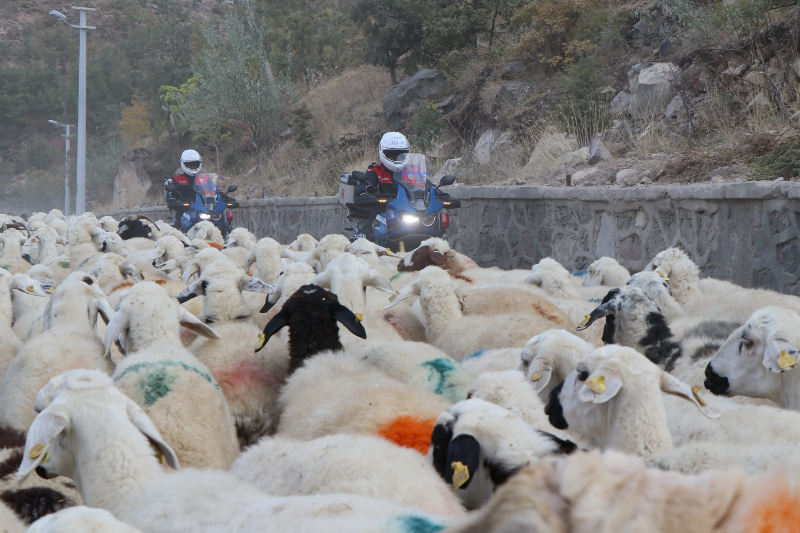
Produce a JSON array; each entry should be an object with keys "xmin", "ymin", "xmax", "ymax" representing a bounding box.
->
[
  {"xmin": 451, "ymin": 461, "xmax": 470, "ymax": 489},
  {"xmin": 579, "ymin": 315, "xmax": 592, "ymax": 328},
  {"xmin": 288, "ymin": 246, "xmax": 295, "ymax": 251},
  {"xmin": 156, "ymin": 247, "xmax": 165, "ymax": 257},
  {"xmin": 691, "ymin": 386, "xmax": 708, "ymax": 407},
  {"xmin": 585, "ymin": 375, "xmax": 606, "ymax": 394},
  {"xmin": 255, "ymin": 333, "xmax": 266, "ymax": 351},
  {"xmin": 462, "ymin": 294, "xmax": 468, "ymax": 299},
  {"xmin": 530, "ymin": 372, "xmax": 542, "ymax": 382},
  {"xmin": 29, "ymin": 443, "xmax": 45, "ymax": 459},
  {"xmin": 46, "ymin": 286, "xmax": 56, "ymax": 294},
  {"xmin": 778, "ymin": 350, "xmax": 798, "ymax": 369},
  {"xmin": 388, "ymin": 292, "xmax": 398, "ymax": 302},
  {"xmin": 355, "ymin": 313, "xmax": 363, "ymax": 322},
  {"xmin": 150, "ymin": 441, "xmax": 164, "ymax": 465},
  {"xmin": 26, "ymin": 285, "xmax": 34, "ymax": 292},
  {"xmin": 664, "ymin": 277, "xmax": 670, "ymax": 281}
]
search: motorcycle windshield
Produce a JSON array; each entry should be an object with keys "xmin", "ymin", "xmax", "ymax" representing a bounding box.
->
[
  {"xmin": 193, "ymin": 174, "xmax": 217, "ymax": 201},
  {"xmin": 394, "ymin": 153, "xmax": 429, "ymax": 210}
]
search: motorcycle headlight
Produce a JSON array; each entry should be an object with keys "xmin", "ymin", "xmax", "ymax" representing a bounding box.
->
[
  {"xmin": 401, "ymin": 214, "xmax": 420, "ymax": 225},
  {"xmin": 198, "ymin": 213, "xmax": 211, "ymax": 220},
  {"xmin": 422, "ymin": 213, "xmax": 437, "ymax": 227}
]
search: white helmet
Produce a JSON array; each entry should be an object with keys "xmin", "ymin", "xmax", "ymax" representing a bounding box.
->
[
  {"xmin": 180, "ymin": 149, "xmax": 202, "ymax": 177},
  {"xmin": 378, "ymin": 132, "xmax": 410, "ymax": 172}
]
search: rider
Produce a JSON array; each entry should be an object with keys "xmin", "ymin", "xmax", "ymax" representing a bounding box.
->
[
  {"xmin": 165, "ymin": 149, "xmax": 203, "ymax": 229},
  {"xmin": 355, "ymin": 132, "xmax": 410, "ymax": 239}
]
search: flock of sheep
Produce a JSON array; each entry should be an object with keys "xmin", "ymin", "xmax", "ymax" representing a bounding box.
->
[{"xmin": 1, "ymin": 208, "xmax": 800, "ymax": 532}]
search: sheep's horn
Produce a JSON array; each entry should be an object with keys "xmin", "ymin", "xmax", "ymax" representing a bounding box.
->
[
  {"xmin": 576, "ymin": 303, "xmax": 613, "ymax": 331},
  {"xmin": 136, "ymin": 215, "xmax": 161, "ymax": 232}
]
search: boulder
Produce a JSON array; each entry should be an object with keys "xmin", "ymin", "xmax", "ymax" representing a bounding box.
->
[
  {"xmin": 747, "ymin": 92, "xmax": 771, "ymax": 110},
  {"xmin": 523, "ymin": 131, "xmax": 579, "ymax": 179},
  {"xmin": 497, "ymin": 82, "xmax": 535, "ymax": 106},
  {"xmin": 434, "ymin": 93, "xmax": 460, "ymax": 114},
  {"xmin": 433, "ymin": 158, "xmax": 464, "ymax": 182},
  {"xmin": 573, "ymin": 167, "xmax": 615, "ymax": 187},
  {"xmin": 658, "ymin": 40, "xmax": 675, "ymax": 58},
  {"xmin": 501, "ymin": 59, "xmax": 526, "ymax": 80},
  {"xmin": 615, "ymin": 168, "xmax": 641, "ymax": 187},
  {"xmin": 426, "ymin": 131, "xmax": 460, "ymax": 159},
  {"xmin": 664, "ymin": 95, "xmax": 687, "ymax": 122},
  {"xmin": 627, "ymin": 18, "xmax": 653, "ymax": 46},
  {"xmin": 474, "ymin": 129, "xmax": 523, "ymax": 167},
  {"xmin": 113, "ymin": 148, "xmax": 152, "ymax": 210},
  {"xmin": 588, "ymin": 134, "xmax": 614, "ymax": 165},
  {"xmin": 610, "ymin": 91, "xmax": 632, "ymax": 115},
  {"xmin": 627, "ymin": 62, "xmax": 680, "ymax": 118},
  {"xmin": 383, "ymin": 69, "xmax": 449, "ymax": 130}
]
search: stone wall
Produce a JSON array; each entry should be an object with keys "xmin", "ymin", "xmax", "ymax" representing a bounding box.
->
[{"xmin": 103, "ymin": 181, "xmax": 800, "ymax": 294}]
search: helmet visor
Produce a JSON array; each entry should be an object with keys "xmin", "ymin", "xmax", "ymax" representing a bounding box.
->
[
  {"xmin": 184, "ymin": 160, "xmax": 202, "ymax": 171},
  {"xmin": 382, "ymin": 149, "xmax": 409, "ymax": 164}
]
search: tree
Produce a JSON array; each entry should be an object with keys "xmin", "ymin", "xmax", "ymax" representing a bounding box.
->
[
  {"xmin": 350, "ymin": 0, "xmax": 424, "ymax": 84},
  {"xmin": 119, "ymin": 98, "xmax": 152, "ymax": 148},
  {"xmin": 187, "ymin": 7, "xmax": 293, "ymax": 169},
  {"xmin": 291, "ymin": 103, "xmax": 315, "ymax": 149}
]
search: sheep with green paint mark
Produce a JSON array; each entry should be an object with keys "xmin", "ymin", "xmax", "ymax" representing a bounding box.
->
[{"xmin": 105, "ymin": 282, "xmax": 239, "ymax": 470}]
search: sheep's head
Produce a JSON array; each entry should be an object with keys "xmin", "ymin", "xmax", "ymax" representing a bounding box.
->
[
  {"xmin": 260, "ymin": 262, "xmax": 315, "ymax": 313},
  {"xmin": 287, "ymin": 233, "xmax": 318, "ymax": 252},
  {"xmin": 43, "ymin": 276, "xmax": 115, "ymax": 332},
  {"xmin": 583, "ymin": 257, "xmax": 630, "ymax": 287},
  {"xmin": 105, "ymin": 282, "xmax": 219, "ymax": 357},
  {"xmin": 705, "ymin": 307, "xmax": 800, "ymax": 404},
  {"xmin": 17, "ymin": 369, "xmax": 179, "ymax": 484},
  {"xmin": 98, "ymin": 216, "xmax": 120, "ymax": 233},
  {"xmin": 524, "ymin": 258, "xmax": 577, "ymax": 299},
  {"xmin": 431, "ymin": 398, "xmax": 577, "ymax": 510},
  {"xmin": 545, "ymin": 346, "xmax": 718, "ymax": 443},
  {"xmin": 255, "ymin": 285, "xmax": 366, "ymax": 371},
  {"xmin": 520, "ymin": 330, "xmax": 595, "ymax": 400},
  {"xmin": 308, "ymin": 234, "xmax": 350, "ymax": 270},
  {"xmin": 644, "ymin": 248, "xmax": 698, "ymax": 286},
  {"xmin": 397, "ymin": 238, "xmax": 453, "ymax": 272},
  {"xmin": 90, "ymin": 253, "xmax": 143, "ymax": 290},
  {"xmin": 385, "ymin": 266, "xmax": 466, "ymax": 314},
  {"xmin": 224, "ymin": 227, "xmax": 256, "ymax": 250},
  {"xmin": 578, "ymin": 286, "xmax": 662, "ymax": 346},
  {"xmin": 311, "ymin": 253, "xmax": 395, "ymax": 313},
  {"xmin": 117, "ymin": 216, "xmax": 154, "ymax": 241}
]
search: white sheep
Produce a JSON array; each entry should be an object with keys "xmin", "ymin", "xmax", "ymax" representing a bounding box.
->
[
  {"xmin": 10, "ymin": 269, "xmax": 57, "ymax": 343},
  {"xmin": 243, "ymin": 237, "xmax": 283, "ymax": 284},
  {"xmin": 257, "ymin": 261, "xmax": 316, "ymax": 326},
  {"xmin": 103, "ymin": 282, "xmax": 238, "ymax": 469},
  {"xmin": 460, "ymin": 348, "xmax": 523, "ymax": 375},
  {"xmin": 277, "ymin": 351, "xmax": 452, "ymax": 453},
  {"xmin": 66, "ymin": 216, "xmax": 109, "ymax": 272},
  {"xmin": 98, "ymin": 216, "xmax": 120, "ymax": 233},
  {"xmin": 230, "ymin": 434, "xmax": 465, "ymax": 517},
  {"xmin": 26, "ymin": 507, "xmax": 144, "ymax": 533},
  {"xmin": 222, "ymin": 227, "xmax": 257, "ymax": 267},
  {"xmin": 386, "ymin": 267, "xmax": 565, "ymax": 361},
  {"xmin": 311, "ymin": 252, "xmax": 401, "ymax": 343},
  {"xmin": 645, "ymin": 247, "xmax": 800, "ymax": 321},
  {"xmin": 705, "ymin": 306, "xmax": 800, "ymax": 409},
  {"xmin": 0, "ymin": 276, "xmax": 115, "ymax": 432},
  {"xmin": 582, "ymin": 256, "xmax": 631, "ymax": 287},
  {"xmin": 305, "ymin": 233, "xmax": 350, "ymax": 271},
  {"xmin": 286, "ymin": 233, "xmax": 318, "ymax": 252},
  {"xmin": 186, "ymin": 220, "xmax": 224, "ymax": 245},
  {"xmin": 626, "ymin": 270, "xmax": 687, "ymax": 322},
  {"xmin": 17, "ymin": 369, "xmax": 456, "ymax": 533},
  {"xmin": 429, "ymin": 398, "xmax": 577, "ymax": 510},
  {"xmin": 1, "ymin": 229, "xmax": 32, "ymax": 274},
  {"xmin": 89, "ymin": 253, "xmax": 144, "ymax": 298},
  {"xmin": 24, "ymin": 226, "xmax": 70, "ymax": 281},
  {"xmin": 180, "ymin": 259, "xmax": 284, "ymax": 444},
  {"xmin": 519, "ymin": 329, "xmax": 596, "ymax": 401},
  {"xmin": 0, "ymin": 271, "xmax": 46, "ymax": 379}
]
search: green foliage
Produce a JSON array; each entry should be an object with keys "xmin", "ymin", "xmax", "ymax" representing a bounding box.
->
[
  {"xmin": 751, "ymin": 136, "xmax": 800, "ymax": 181},
  {"xmin": 86, "ymin": 137, "xmax": 125, "ymax": 206},
  {"xmin": 23, "ymin": 135, "xmax": 62, "ymax": 172},
  {"xmin": 410, "ymin": 103, "xmax": 444, "ymax": 152},
  {"xmin": 556, "ymin": 56, "xmax": 610, "ymax": 145},
  {"xmin": 292, "ymin": 103, "xmax": 316, "ymax": 149},
  {"xmin": 350, "ymin": 0, "xmax": 424, "ymax": 84}
]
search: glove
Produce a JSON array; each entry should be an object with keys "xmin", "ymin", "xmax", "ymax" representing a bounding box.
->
[{"xmin": 166, "ymin": 200, "xmax": 184, "ymax": 209}]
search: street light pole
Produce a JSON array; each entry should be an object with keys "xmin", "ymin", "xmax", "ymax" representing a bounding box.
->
[
  {"xmin": 72, "ymin": 7, "xmax": 95, "ymax": 215},
  {"xmin": 50, "ymin": 7, "xmax": 95, "ymax": 215},
  {"xmin": 48, "ymin": 120, "xmax": 74, "ymax": 216}
]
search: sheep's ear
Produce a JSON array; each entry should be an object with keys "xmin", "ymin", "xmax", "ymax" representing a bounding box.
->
[
  {"xmin": 243, "ymin": 251, "xmax": 256, "ymax": 274},
  {"xmin": 454, "ymin": 289, "xmax": 466, "ymax": 313},
  {"xmin": 762, "ymin": 339, "xmax": 800, "ymax": 373},
  {"xmin": 364, "ymin": 270, "xmax": 394, "ymax": 294},
  {"xmin": 308, "ymin": 259, "xmax": 323, "ymax": 274},
  {"xmin": 181, "ymin": 263, "xmax": 201, "ymax": 282},
  {"xmin": 92, "ymin": 298, "xmax": 115, "ymax": 326},
  {"xmin": 444, "ymin": 434, "xmax": 481, "ymax": 490},
  {"xmin": 576, "ymin": 301, "xmax": 614, "ymax": 331},
  {"xmin": 660, "ymin": 372, "xmax": 720, "ymax": 419},
  {"xmin": 120, "ymin": 262, "xmax": 143, "ymax": 282},
  {"xmin": 260, "ymin": 293, "xmax": 278, "ymax": 314},
  {"xmin": 240, "ymin": 276, "xmax": 276, "ymax": 294},
  {"xmin": 178, "ymin": 307, "xmax": 219, "ymax": 340},
  {"xmin": 578, "ymin": 370, "xmax": 623, "ymax": 404},
  {"xmin": 177, "ymin": 279, "xmax": 205, "ymax": 303},
  {"xmin": 195, "ymin": 227, "xmax": 208, "ymax": 240},
  {"xmin": 430, "ymin": 248, "xmax": 448, "ymax": 265},
  {"xmin": 41, "ymin": 296, "xmax": 55, "ymax": 332},
  {"xmin": 384, "ymin": 282, "xmax": 419, "ymax": 309},
  {"xmin": 103, "ymin": 310, "xmax": 130, "ymax": 359},
  {"xmin": 125, "ymin": 398, "xmax": 180, "ymax": 470},
  {"xmin": 17, "ymin": 409, "xmax": 69, "ymax": 483},
  {"xmin": 528, "ymin": 358, "xmax": 554, "ymax": 394},
  {"xmin": 311, "ymin": 270, "xmax": 331, "ymax": 289},
  {"xmin": 256, "ymin": 310, "xmax": 289, "ymax": 352},
  {"xmin": 524, "ymin": 270, "xmax": 541, "ymax": 286},
  {"xmin": 333, "ymin": 304, "xmax": 367, "ymax": 339},
  {"xmin": 156, "ymin": 259, "xmax": 178, "ymax": 272},
  {"xmin": 430, "ymin": 418, "xmax": 453, "ymax": 479},
  {"xmin": 11, "ymin": 278, "xmax": 46, "ymax": 296}
]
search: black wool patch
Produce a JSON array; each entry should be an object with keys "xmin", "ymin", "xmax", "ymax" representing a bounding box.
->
[
  {"xmin": 545, "ymin": 382, "xmax": 568, "ymax": 430},
  {"xmin": 1, "ymin": 487, "xmax": 76, "ymax": 525}
]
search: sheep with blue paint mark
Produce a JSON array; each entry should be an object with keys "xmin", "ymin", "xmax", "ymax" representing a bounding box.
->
[
  {"xmin": 104, "ymin": 282, "xmax": 239, "ymax": 469},
  {"xmin": 460, "ymin": 348, "xmax": 522, "ymax": 375},
  {"xmin": 17, "ymin": 369, "xmax": 462, "ymax": 533}
]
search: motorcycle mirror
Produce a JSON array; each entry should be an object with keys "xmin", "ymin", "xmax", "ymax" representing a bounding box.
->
[
  {"xmin": 439, "ymin": 175, "xmax": 456, "ymax": 186},
  {"xmin": 227, "ymin": 185, "xmax": 238, "ymax": 193}
]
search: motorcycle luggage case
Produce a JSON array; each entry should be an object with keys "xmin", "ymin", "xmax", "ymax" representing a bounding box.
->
[{"xmin": 338, "ymin": 173, "xmax": 357, "ymax": 207}]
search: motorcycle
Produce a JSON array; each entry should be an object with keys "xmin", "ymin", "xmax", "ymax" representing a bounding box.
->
[
  {"xmin": 339, "ymin": 153, "xmax": 461, "ymax": 253},
  {"xmin": 165, "ymin": 173, "xmax": 239, "ymax": 239}
]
